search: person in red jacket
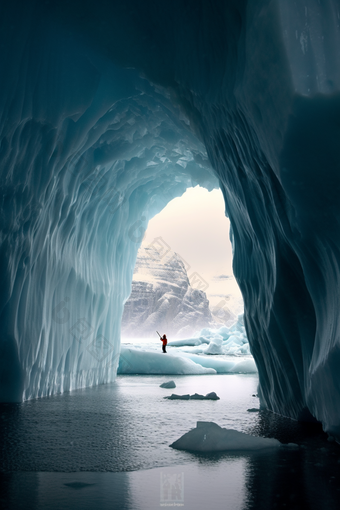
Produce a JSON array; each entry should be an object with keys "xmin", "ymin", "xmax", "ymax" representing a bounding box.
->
[{"xmin": 161, "ymin": 334, "xmax": 167, "ymax": 353}]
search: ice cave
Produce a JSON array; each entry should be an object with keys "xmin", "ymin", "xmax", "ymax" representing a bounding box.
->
[{"xmin": 1, "ymin": 0, "xmax": 340, "ymax": 448}]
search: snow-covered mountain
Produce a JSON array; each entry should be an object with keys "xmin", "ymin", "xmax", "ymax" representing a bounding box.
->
[
  {"xmin": 207, "ymin": 274, "xmax": 244, "ymax": 319},
  {"xmin": 121, "ymin": 246, "xmax": 235, "ymax": 338}
]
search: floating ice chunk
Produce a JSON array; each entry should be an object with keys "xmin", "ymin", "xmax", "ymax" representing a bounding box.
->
[
  {"xmin": 187, "ymin": 393, "xmax": 205, "ymax": 400},
  {"xmin": 204, "ymin": 345, "xmax": 223, "ymax": 355},
  {"xmin": 247, "ymin": 408, "xmax": 260, "ymax": 412},
  {"xmin": 204, "ymin": 335, "xmax": 223, "ymax": 355},
  {"xmin": 118, "ymin": 347, "xmax": 216, "ymax": 375},
  {"xmin": 230, "ymin": 359, "xmax": 258, "ymax": 373},
  {"xmin": 170, "ymin": 422, "xmax": 281, "ymax": 451},
  {"xmin": 205, "ymin": 392, "xmax": 219, "ymax": 400},
  {"xmin": 164, "ymin": 392, "xmax": 220, "ymax": 400},
  {"xmin": 179, "ymin": 346, "xmax": 207, "ymax": 355},
  {"xmin": 174, "ymin": 353, "xmax": 258, "ymax": 374},
  {"xmin": 240, "ymin": 344, "xmax": 251, "ymax": 355},
  {"xmin": 165, "ymin": 394, "xmax": 190, "ymax": 400},
  {"xmin": 172, "ymin": 353, "xmax": 235, "ymax": 373},
  {"xmin": 217, "ymin": 326, "xmax": 230, "ymax": 337},
  {"xmin": 224, "ymin": 335, "xmax": 243, "ymax": 346},
  {"xmin": 190, "ymin": 316, "xmax": 251, "ymax": 356},
  {"xmin": 160, "ymin": 380, "xmax": 176, "ymax": 388},
  {"xmin": 167, "ymin": 337, "xmax": 209, "ymax": 347}
]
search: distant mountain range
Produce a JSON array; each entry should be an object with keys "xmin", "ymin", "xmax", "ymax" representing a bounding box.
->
[{"xmin": 121, "ymin": 246, "xmax": 236, "ymax": 339}]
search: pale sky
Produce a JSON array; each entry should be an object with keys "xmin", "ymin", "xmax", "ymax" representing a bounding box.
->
[{"xmin": 141, "ymin": 186, "xmax": 243, "ymax": 306}]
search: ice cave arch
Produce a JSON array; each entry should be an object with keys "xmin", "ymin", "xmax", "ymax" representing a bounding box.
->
[
  {"xmin": 0, "ymin": 51, "xmax": 219, "ymax": 402},
  {"xmin": 2, "ymin": 0, "xmax": 340, "ymax": 440}
]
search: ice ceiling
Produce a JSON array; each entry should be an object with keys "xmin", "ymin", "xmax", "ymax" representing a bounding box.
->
[{"xmin": 1, "ymin": 0, "xmax": 340, "ymax": 440}]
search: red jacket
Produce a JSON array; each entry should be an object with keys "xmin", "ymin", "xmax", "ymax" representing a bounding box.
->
[{"xmin": 161, "ymin": 336, "xmax": 167, "ymax": 345}]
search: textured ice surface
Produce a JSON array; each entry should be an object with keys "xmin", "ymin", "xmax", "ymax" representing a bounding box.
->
[
  {"xmin": 174, "ymin": 353, "xmax": 258, "ymax": 374},
  {"xmin": 168, "ymin": 314, "xmax": 251, "ymax": 356},
  {"xmin": 118, "ymin": 343, "xmax": 257, "ymax": 375},
  {"xmin": 204, "ymin": 335, "xmax": 224, "ymax": 355},
  {"xmin": 118, "ymin": 346, "xmax": 216, "ymax": 375},
  {"xmin": 1, "ymin": 1, "xmax": 340, "ymax": 439},
  {"xmin": 0, "ymin": 7, "xmax": 218, "ymax": 402},
  {"xmin": 170, "ymin": 421, "xmax": 281, "ymax": 452}
]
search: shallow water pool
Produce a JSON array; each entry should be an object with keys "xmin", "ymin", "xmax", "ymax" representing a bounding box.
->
[{"xmin": 1, "ymin": 374, "xmax": 340, "ymax": 509}]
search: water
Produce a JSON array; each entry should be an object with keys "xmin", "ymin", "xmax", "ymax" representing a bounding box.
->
[
  {"xmin": 0, "ymin": 374, "xmax": 259, "ymax": 472},
  {"xmin": 1, "ymin": 373, "xmax": 340, "ymax": 509}
]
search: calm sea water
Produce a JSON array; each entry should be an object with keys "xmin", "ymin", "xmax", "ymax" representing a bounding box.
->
[{"xmin": 1, "ymin": 373, "xmax": 340, "ymax": 509}]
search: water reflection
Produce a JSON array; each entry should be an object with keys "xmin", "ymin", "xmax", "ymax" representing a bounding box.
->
[
  {"xmin": 1, "ymin": 376, "xmax": 340, "ymax": 509},
  {"xmin": 243, "ymin": 446, "xmax": 340, "ymax": 509},
  {"xmin": 243, "ymin": 410, "xmax": 340, "ymax": 510},
  {"xmin": 0, "ymin": 472, "xmax": 132, "ymax": 510},
  {"xmin": 1, "ymin": 446, "xmax": 340, "ymax": 509},
  {"xmin": 0, "ymin": 461, "xmax": 247, "ymax": 510}
]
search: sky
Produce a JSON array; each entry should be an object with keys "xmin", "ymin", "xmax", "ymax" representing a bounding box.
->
[{"xmin": 141, "ymin": 186, "xmax": 243, "ymax": 308}]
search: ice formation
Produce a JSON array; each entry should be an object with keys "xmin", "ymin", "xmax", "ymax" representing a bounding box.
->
[
  {"xmin": 169, "ymin": 315, "xmax": 251, "ymax": 356},
  {"xmin": 118, "ymin": 347, "xmax": 216, "ymax": 375},
  {"xmin": 118, "ymin": 344, "xmax": 257, "ymax": 375},
  {"xmin": 160, "ymin": 380, "xmax": 176, "ymax": 389},
  {"xmin": 173, "ymin": 353, "xmax": 258, "ymax": 374},
  {"xmin": 170, "ymin": 422, "xmax": 281, "ymax": 452},
  {"xmin": 164, "ymin": 392, "xmax": 220, "ymax": 400},
  {"xmin": 1, "ymin": 1, "xmax": 340, "ymax": 440}
]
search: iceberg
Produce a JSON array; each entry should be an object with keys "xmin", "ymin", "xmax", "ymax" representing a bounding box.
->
[
  {"xmin": 168, "ymin": 316, "xmax": 252, "ymax": 356},
  {"xmin": 172, "ymin": 353, "xmax": 258, "ymax": 374},
  {"xmin": 159, "ymin": 380, "xmax": 176, "ymax": 389},
  {"xmin": 0, "ymin": 0, "xmax": 340, "ymax": 440},
  {"xmin": 167, "ymin": 337, "xmax": 210, "ymax": 347},
  {"xmin": 117, "ymin": 347, "xmax": 216, "ymax": 375},
  {"xmin": 170, "ymin": 422, "xmax": 281, "ymax": 452},
  {"xmin": 118, "ymin": 343, "xmax": 257, "ymax": 375},
  {"xmin": 204, "ymin": 335, "xmax": 224, "ymax": 355}
]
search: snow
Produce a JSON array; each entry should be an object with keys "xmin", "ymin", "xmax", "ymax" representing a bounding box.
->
[
  {"xmin": 170, "ymin": 422, "xmax": 281, "ymax": 452},
  {"xmin": 121, "ymin": 246, "xmax": 219, "ymax": 339},
  {"xmin": 160, "ymin": 380, "xmax": 176, "ymax": 388}
]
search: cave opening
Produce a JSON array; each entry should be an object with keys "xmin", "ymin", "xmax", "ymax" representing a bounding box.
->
[{"xmin": 121, "ymin": 185, "xmax": 244, "ymax": 344}]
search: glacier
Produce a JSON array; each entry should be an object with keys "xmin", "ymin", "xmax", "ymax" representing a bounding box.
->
[{"xmin": 1, "ymin": 1, "xmax": 340, "ymax": 440}]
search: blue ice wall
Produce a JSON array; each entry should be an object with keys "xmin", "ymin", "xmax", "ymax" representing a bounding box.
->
[
  {"xmin": 1, "ymin": 0, "xmax": 340, "ymax": 439},
  {"xmin": 0, "ymin": 2, "xmax": 218, "ymax": 401}
]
